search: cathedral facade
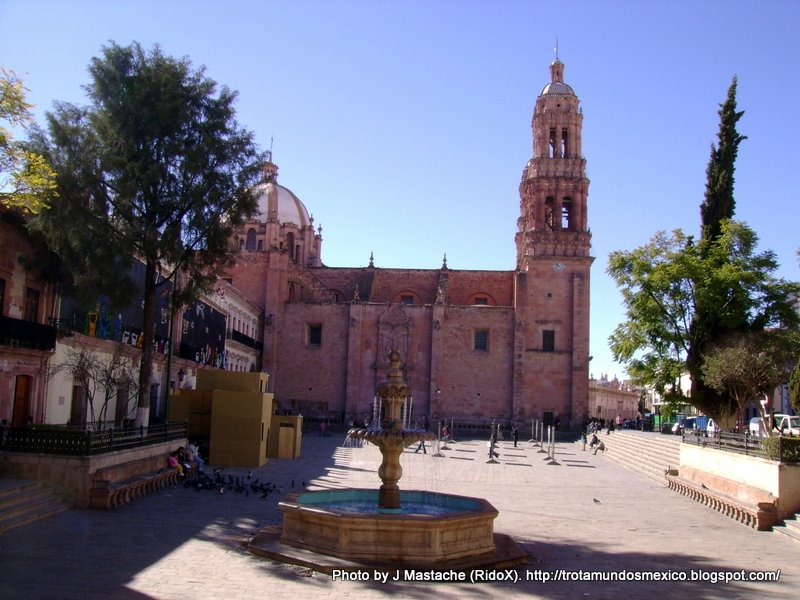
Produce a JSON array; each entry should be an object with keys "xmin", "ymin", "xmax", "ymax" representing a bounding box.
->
[{"xmin": 226, "ymin": 59, "xmax": 593, "ymax": 430}]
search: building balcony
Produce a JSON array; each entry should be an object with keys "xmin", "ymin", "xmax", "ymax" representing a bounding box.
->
[
  {"xmin": 228, "ymin": 329, "xmax": 263, "ymax": 352},
  {"xmin": 0, "ymin": 315, "xmax": 57, "ymax": 351}
]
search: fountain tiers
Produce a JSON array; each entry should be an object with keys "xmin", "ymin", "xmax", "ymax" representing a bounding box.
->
[{"xmin": 279, "ymin": 489, "xmax": 498, "ymax": 564}]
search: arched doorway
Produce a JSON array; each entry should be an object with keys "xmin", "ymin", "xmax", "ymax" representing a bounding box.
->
[{"xmin": 12, "ymin": 374, "xmax": 32, "ymax": 427}]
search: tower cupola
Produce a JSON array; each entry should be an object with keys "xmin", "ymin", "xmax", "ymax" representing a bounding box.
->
[{"xmin": 516, "ymin": 59, "xmax": 591, "ymax": 266}]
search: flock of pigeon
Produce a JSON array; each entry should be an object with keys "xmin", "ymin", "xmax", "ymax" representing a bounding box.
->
[{"xmin": 183, "ymin": 467, "xmax": 305, "ymax": 498}]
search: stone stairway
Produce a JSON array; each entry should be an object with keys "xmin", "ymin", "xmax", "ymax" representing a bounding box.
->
[
  {"xmin": 0, "ymin": 479, "xmax": 72, "ymax": 533},
  {"xmin": 772, "ymin": 516, "xmax": 800, "ymax": 544},
  {"xmin": 597, "ymin": 430, "xmax": 681, "ymax": 484},
  {"xmin": 593, "ymin": 432, "xmax": 800, "ymax": 538}
]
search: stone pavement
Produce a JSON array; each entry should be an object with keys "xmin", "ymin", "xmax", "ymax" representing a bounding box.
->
[{"xmin": 0, "ymin": 432, "xmax": 796, "ymax": 599}]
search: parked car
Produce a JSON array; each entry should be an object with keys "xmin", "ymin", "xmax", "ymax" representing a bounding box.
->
[
  {"xmin": 660, "ymin": 422, "xmax": 676, "ymax": 434},
  {"xmin": 706, "ymin": 418, "xmax": 720, "ymax": 436},
  {"xmin": 672, "ymin": 416, "xmax": 698, "ymax": 435},
  {"xmin": 773, "ymin": 414, "xmax": 800, "ymax": 436}
]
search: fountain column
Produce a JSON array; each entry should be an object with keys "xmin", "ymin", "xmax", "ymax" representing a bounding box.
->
[{"xmin": 375, "ymin": 350, "xmax": 412, "ymax": 509}]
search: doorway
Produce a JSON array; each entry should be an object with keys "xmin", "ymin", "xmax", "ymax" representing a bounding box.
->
[{"xmin": 12, "ymin": 374, "xmax": 32, "ymax": 427}]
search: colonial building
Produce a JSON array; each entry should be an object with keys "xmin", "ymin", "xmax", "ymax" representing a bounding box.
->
[
  {"xmin": 226, "ymin": 59, "xmax": 593, "ymax": 429},
  {"xmin": 589, "ymin": 375, "xmax": 641, "ymax": 423},
  {"xmin": 0, "ymin": 229, "xmax": 263, "ymax": 429},
  {"xmin": 0, "ymin": 208, "xmax": 58, "ymax": 426}
]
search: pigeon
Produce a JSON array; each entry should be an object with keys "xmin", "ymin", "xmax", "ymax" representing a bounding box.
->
[{"xmin": 593, "ymin": 498, "xmax": 601, "ymax": 504}]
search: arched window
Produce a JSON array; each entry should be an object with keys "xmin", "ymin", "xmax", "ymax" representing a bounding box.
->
[
  {"xmin": 393, "ymin": 291, "xmax": 419, "ymax": 305},
  {"xmin": 561, "ymin": 197, "xmax": 572, "ymax": 230},
  {"xmin": 545, "ymin": 197, "xmax": 555, "ymax": 231},
  {"xmin": 246, "ymin": 228, "xmax": 257, "ymax": 251},
  {"xmin": 467, "ymin": 293, "xmax": 496, "ymax": 306}
]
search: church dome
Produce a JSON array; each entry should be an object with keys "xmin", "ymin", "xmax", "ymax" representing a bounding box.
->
[
  {"xmin": 541, "ymin": 81, "xmax": 575, "ymax": 96},
  {"xmin": 254, "ymin": 162, "xmax": 311, "ymax": 227}
]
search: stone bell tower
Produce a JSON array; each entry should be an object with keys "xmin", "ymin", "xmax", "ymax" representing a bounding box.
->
[{"xmin": 512, "ymin": 58, "xmax": 593, "ymax": 429}]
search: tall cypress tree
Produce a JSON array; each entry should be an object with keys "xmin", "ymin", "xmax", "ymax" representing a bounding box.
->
[
  {"xmin": 700, "ymin": 76, "xmax": 747, "ymax": 242},
  {"xmin": 690, "ymin": 77, "xmax": 749, "ymax": 422}
]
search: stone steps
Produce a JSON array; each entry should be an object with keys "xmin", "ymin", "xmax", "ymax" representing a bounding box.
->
[
  {"xmin": 598, "ymin": 431, "xmax": 681, "ymax": 484},
  {"xmin": 605, "ymin": 435, "xmax": 800, "ymax": 536},
  {"xmin": 772, "ymin": 516, "xmax": 800, "ymax": 544},
  {"xmin": 0, "ymin": 479, "xmax": 72, "ymax": 534}
]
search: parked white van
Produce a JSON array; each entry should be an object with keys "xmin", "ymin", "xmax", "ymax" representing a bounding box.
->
[
  {"xmin": 773, "ymin": 414, "xmax": 800, "ymax": 436},
  {"xmin": 749, "ymin": 414, "xmax": 800, "ymax": 437}
]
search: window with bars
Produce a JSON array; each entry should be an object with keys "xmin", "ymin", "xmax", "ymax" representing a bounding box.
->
[{"xmin": 474, "ymin": 329, "xmax": 489, "ymax": 351}]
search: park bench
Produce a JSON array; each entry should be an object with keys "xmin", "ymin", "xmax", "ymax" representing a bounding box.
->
[
  {"xmin": 89, "ymin": 454, "xmax": 195, "ymax": 509},
  {"xmin": 665, "ymin": 472, "xmax": 778, "ymax": 531}
]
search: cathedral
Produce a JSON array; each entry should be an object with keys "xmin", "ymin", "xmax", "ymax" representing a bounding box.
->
[{"xmin": 226, "ymin": 59, "xmax": 593, "ymax": 430}]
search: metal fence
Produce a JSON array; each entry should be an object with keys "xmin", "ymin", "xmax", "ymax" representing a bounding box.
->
[
  {"xmin": 682, "ymin": 429, "xmax": 800, "ymax": 463},
  {"xmin": 1, "ymin": 422, "xmax": 187, "ymax": 456}
]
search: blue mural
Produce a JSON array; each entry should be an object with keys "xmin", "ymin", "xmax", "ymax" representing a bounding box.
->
[
  {"xmin": 179, "ymin": 299, "xmax": 226, "ymax": 367},
  {"xmin": 58, "ymin": 261, "xmax": 173, "ymax": 354}
]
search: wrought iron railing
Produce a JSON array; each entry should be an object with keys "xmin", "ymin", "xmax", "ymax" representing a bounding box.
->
[
  {"xmin": 682, "ymin": 429, "xmax": 800, "ymax": 463},
  {"xmin": 228, "ymin": 329, "xmax": 263, "ymax": 351},
  {"xmin": 0, "ymin": 315, "xmax": 57, "ymax": 351},
  {"xmin": 1, "ymin": 422, "xmax": 187, "ymax": 456}
]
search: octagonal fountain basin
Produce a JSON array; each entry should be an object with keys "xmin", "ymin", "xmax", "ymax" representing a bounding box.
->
[{"xmin": 279, "ymin": 489, "xmax": 498, "ymax": 564}]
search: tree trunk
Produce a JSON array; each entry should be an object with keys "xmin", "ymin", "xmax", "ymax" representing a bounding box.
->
[{"xmin": 135, "ymin": 259, "xmax": 158, "ymax": 427}]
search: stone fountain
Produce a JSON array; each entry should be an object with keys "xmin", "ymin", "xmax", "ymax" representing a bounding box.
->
[
  {"xmin": 348, "ymin": 348, "xmax": 436, "ymax": 509},
  {"xmin": 250, "ymin": 350, "xmax": 525, "ymax": 569}
]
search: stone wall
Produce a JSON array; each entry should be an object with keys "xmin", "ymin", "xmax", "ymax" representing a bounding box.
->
[
  {"xmin": 0, "ymin": 439, "xmax": 185, "ymax": 508},
  {"xmin": 680, "ymin": 444, "xmax": 800, "ymax": 518},
  {"xmin": 445, "ymin": 270, "xmax": 514, "ymax": 306}
]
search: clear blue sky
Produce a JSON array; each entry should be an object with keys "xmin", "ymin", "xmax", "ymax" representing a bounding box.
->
[{"xmin": 2, "ymin": 0, "xmax": 798, "ymax": 381}]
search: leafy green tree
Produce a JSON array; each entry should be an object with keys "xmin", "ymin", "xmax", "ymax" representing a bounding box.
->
[
  {"xmin": 608, "ymin": 221, "xmax": 799, "ymax": 428},
  {"xmin": 702, "ymin": 331, "xmax": 799, "ymax": 433},
  {"xmin": 789, "ymin": 356, "xmax": 800, "ymax": 416},
  {"xmin": 30, "ymin": 42, "xmax": 265, "ymax": 425},
  {"xmin": 700, "ymin": 76, "xmax": 746, "ymax": 243},
  {"xmin": 0, "ymin": 67, "xmax": 57, "ymax": 213}
]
